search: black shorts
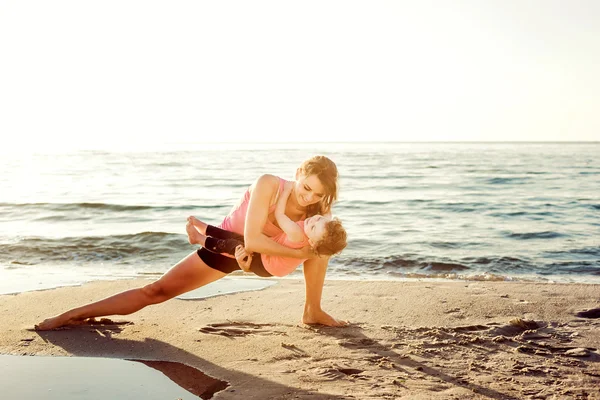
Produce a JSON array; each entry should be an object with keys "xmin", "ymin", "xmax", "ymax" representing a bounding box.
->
[{"xmin": 196, "ymin": 247, "xmax": 272, "ymax": 277}]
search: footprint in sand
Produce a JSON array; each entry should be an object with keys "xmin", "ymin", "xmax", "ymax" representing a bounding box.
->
[
  {"xmin": 488, "ymin": 318, "xmax": 540, "ymax": 337},
  {"xmin": 197, "ymin": 321, "xmax": 286, "ymax": 337},
  {"xmin": 445, "ymin": 307, "xmax": 462, "ymax": 314},
  {"xmin": 576, "ymin": 308, "xmax": 600, "ymax": 319},
  {"xmin": 281, "ymin": 342, "xmax": 307, "ymax": 354},
  {"xmin": 337, "ymin": 337, "xmax": 377, "ymax": 350},
  {"xmin": 307, "ymin": 366, "xmax": 364, "ymax": 381},
  {"xmin": 451, "ymin": 324, "xmax": 491, "ymax": 332}
]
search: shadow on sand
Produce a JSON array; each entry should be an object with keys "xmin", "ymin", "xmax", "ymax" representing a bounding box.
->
[
  {"xmin": 306, "ymin": 318, "xmax": 598, "ymax": 400},
  {"xmin": 35, "ymin": 321, "xmax": 348, "ymax": 400}
]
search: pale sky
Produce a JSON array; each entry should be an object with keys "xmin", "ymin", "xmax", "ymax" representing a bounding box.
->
[{"xmin": 0, "ymin": 0, "xmax": 598, "ymax": 151}]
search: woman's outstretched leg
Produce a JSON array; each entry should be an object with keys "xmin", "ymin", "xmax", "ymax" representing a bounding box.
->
[{"xmin": 35, "ymin": 251, "xmax": 226, "ymax": 330}]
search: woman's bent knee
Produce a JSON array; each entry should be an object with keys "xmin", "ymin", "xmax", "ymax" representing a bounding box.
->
[{"xmin": 141, "ymin": 282, "xmax": 172, "ymax": 304}]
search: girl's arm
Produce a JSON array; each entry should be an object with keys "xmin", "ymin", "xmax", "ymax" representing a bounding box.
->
[
  {"xmin": 274, "ymin": 181, "xmax": 305, "ymax": 243},
  {"xmin": 243, "ymin": 175, "xmax": 312, "ymax": 258}
]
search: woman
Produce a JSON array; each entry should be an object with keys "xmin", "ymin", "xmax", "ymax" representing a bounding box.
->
[{"xmin": 36, "ymin": 155, "xmax": 347, "ymax": 330}]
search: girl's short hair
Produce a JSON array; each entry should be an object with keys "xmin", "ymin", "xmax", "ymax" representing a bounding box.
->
[{"xmin": 313, "ymin": 217, "xmax": 347, "ymax": 256}]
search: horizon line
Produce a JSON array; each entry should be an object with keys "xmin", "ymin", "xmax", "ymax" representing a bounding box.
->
[{"xmin": 174, "ymin": 140, "xmax": 600, "ymax": 144}]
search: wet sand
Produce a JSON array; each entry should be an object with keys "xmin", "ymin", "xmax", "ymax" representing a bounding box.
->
[
  {"xmin": 0, "ymin": 354, "xmax": 226, "ymax": 399},
  {"xmin": 1, "ymin": 279, "xmax": 599, "ymax": 399}
]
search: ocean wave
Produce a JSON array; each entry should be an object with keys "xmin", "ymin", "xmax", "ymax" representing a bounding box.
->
[
  {"xmin": 383, "ymin": 271, "xmax": 532, "ymax": 282},
  {"xmin": 327, "ymin": 258, "xmax": 540, "ymax": 282},
  {"xmin": 504, "ymin": 231, "xmax": 566, "ymax": 240},
  {"xmin": 542, "ymin": 262, "xmax": 600, "ymax": 276},
  {"xmin": 334, "ymin": 254, "xmax": 552, "ymax": 277},
  {"xmin": 543, "ymin": 246, "xmax": 600, "ymax": 258},
  {"xmin": 488, "ymin": 211, "xmax": 554, "ymax": 218},
  {"xmin": 419, "ymin": 202, "xmax": 487, "ymax": 212},
  {"xmin": 338, "ymin": 200, "xmax": 394, "ymax": 209},
  {"xmin": 0, "ymin": 202, "xmax": 226, "ymax": 213},
  {"xmin": 341, "ymin": 174, "xmax": 401, "ymax": 180},
  {"xmin": 485, "ymin": 177, "xmax": 531, "ymax": 185},
  {"xmin": 421, "ymin": 262, "xmax": 471, "ymax": 271},
  {"xmin": 465, "ymin": 256, "xmax": 527, "ymax": 265},
  {"xmin": 429, "ymin": 241, "xmax": 482, "ymax": 249},
  {"xmin": 0, "ymin": 232, "xmax": 192, "ymax": 265},
  {"xmin": 332, "ymin": 254, "xmax": 600, "ymax": 281},
  {"xmin": 340, "ymin": 256, "xmax": 471, "ymax": 273}
]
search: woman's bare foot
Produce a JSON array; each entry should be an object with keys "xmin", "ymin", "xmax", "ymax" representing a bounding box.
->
[
  {"xmin": 187, "ymin": 216, "xmax": 208, "ymax": 235},
  {"xmin": 302, "ymin": 309, "xmax": 349, "ymax": 327},
  {"xmin": 35, "ymin": 313, "xmax": 85, "ymax": 331}
]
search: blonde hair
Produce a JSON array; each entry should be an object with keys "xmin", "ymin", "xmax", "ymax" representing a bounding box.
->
[
  {"xmin": 299, "ymin": 155, "xmax": 339, "ymax": 217},
  {"xmin": 313, "ymin": 218, "xmax": 347, "ymax": 256}
]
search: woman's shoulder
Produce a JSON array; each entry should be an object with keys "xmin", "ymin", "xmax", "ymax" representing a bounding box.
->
[
  {"xmin": 252, "ymin": 174, "xmax": 283, "ymax": 188},
  {"xmin": 249, "ymin": 174, "xmax": 285, "ymax": 199}
]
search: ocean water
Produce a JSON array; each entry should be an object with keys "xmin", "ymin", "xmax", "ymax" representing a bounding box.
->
[{"xmin": 1, "ymin": 142, "xmax": 599, "ymax": 292}]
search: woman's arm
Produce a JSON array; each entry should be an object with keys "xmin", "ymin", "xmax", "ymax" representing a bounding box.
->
[
  {"xmin": 243, "ymin": 175, "xmax": 311, "ymax": 258},
  {"xmin": 274, "ymin": 182, "xmax": 305, "ymax": 243}
]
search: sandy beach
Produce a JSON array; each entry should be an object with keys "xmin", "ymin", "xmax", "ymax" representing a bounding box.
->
[{"xmin": 1, "ymin": 279, "xmax": 599, "ymax": 399}]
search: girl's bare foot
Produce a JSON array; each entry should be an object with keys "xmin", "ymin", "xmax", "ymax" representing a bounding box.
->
[
  {"xmin": 187, "ymin": 216, "xmax": 208, "ymax": 235},
  {"xmin": 186, "ymin": 221, "xmax": 204, "ymax": 245}
]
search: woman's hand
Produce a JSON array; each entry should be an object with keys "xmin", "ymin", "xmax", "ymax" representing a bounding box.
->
[
  {"xmin": 235, "ymin": 245, "xmax": 253, "ymax": 272},
  {"xmin": 299, "ymin": 245, "xmax": 319, "ymax": 259}
]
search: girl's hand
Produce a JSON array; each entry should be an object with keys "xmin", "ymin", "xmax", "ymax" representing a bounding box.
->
[
  {"xmin": 235, "ymin": 245, "xmax": 253, "ymax": 272},
  {"xmin": 277, "ymin": 181, "xmax": 293, "ymax": 207}
]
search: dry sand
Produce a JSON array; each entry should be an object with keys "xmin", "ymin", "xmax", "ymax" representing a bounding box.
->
[{"xmin": 1, "ymin": 279, "xmax": 599, "ymax": 399}]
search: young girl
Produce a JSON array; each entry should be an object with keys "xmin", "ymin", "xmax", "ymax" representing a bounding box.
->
[{"xmin": 186, "ymin": 181, "xmax": 347, "ymax": 277}]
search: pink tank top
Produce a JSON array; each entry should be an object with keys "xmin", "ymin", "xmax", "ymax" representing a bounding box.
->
[
  {"xmin": 219, "ymin": 177, "xmax": 286, "ymax": 237},
  {"xmin": 218, "ymin": 177, "xmax": 307, "ymax": 277},
  {"xmin": 261, "ymin": 220, "xmax": 309, "ymax": 277}
]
